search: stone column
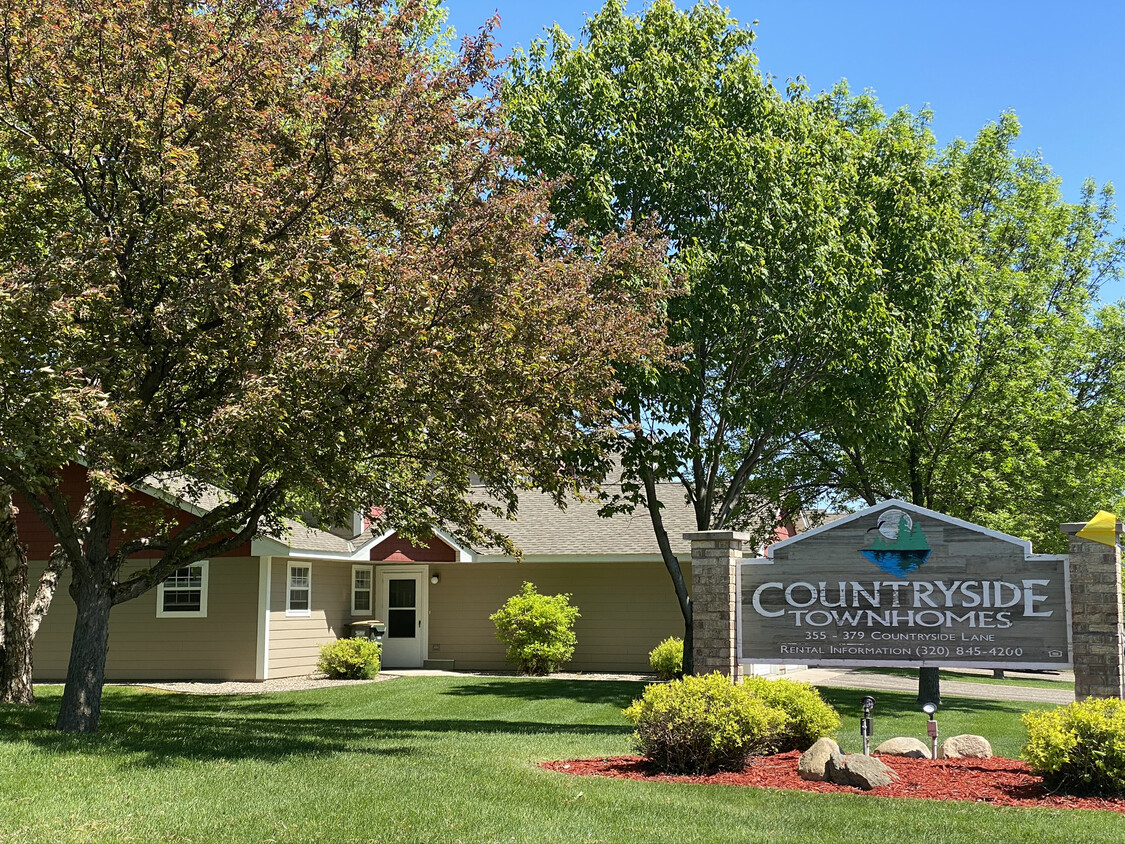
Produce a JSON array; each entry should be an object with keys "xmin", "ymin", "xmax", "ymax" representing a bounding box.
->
[
  {"xmin": 685, "ymin": 530, "xmax": 747, "ymax": 680},
  {"xmin": 1061, "ymin": 521, "xmax": 1125, "ymax": 700}
]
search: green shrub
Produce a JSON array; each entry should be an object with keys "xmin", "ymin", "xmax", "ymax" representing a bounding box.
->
[
  {"xmin": 1023, "ymin": 697, "xmax": 1125, "ymax": 796},
  {"xmin": 317, "ymin": 637, "xmax": 382, "ymax": 679},
  {"xmin": 623, "ymin": 672, "xmax": 786, "ymax": 774},
  {"xmin": 742, "ymin": 675, "xmax": 841, "ymax": 752},
  {"xmin": 648, "ymin": 637, "xmax": 684, "ymax": 680},
  {"xmin": 489, "ymin": 582, "xmax": 580, "ymax": 675}
]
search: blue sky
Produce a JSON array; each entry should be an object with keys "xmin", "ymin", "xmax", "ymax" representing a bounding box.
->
[{"xmin": 442, "ymin": 0, "xmax": 1125, "ymax": 303}]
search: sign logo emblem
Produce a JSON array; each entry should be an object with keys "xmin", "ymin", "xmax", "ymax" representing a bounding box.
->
[{"xmin": 859, "ymin": 509, "xmax": 932, "ymax": 578}]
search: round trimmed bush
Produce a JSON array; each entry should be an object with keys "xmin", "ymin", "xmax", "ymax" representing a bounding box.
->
[
  {"xmin": 489, "ymin": 582, "xmax": 580, "ymax": 675},
  {"xmin": 742, "ymin": 675, "xmax": 841, "ymax": 752},
  {"xmin": 317, "ymin": 637, "xmax": 382, "ymax": 679},
  {"xmin": 1023, "ymin": 697, "xmax": 1125, "ymax": 796},
  {"xmin": 648, "ymin": 637, "xmax": 684, "ymax": 680},
  {"xmin": 623, "ymin": 672, "xmax": 786, "ymax": 774}
]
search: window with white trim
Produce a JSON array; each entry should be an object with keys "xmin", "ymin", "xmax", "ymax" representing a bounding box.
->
[
  {"xmin": 287, "ymin": 563, "xmax": 312, "ymax": 616},
  {"xmin": 352, "ymin": 565, "xmax": 373, "ymax": 615},
  {"xmin": 156, "ymin": 561, "xmax": 208, "ymax": 618}
]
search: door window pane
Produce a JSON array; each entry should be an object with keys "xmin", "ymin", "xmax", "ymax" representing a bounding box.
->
[
  {"xmin": 388, "ymin": 578, "xmax": 416, "ymax": 609},
  {"xmin": 387, "ymin": 608, "xmax": 416, "ymax": 638}
]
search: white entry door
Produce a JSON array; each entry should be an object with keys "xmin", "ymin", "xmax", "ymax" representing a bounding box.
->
[{"xmin": 376, "ymin": 566, "xmax": 427, "ymax": 668}]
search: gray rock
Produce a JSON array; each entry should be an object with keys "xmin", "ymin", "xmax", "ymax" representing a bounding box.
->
[
  {"xmin": 939, "ymin": 734, "xmax": 993, "ymax": 759},
  {"xmin": 874, "ymin": 737, "xmax": 931, "ymax": 759},
  {"xmin": 825, "ymin": 749, "xmax": 849, "ymax": 785},
  {"xmin": 842, "ymin": 754, "xmax": 897, "ymax": 790},
  {"xmin": 797, "ymin": 737, "xmax": 841, "ymax": 781}
]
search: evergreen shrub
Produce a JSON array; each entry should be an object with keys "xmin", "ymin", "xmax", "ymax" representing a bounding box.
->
[
  {"xmin": 623, "ymin": 672, "xmax": 785, "ymax": 774},
  {"xmin": 648, "ymin": 637, "xmax": 684, "ymax": 680},
  {"xmin": 317, "ymin": 637, "xmax": 382, "ymax": 679},
  {"xmin": 1023, "ymin": 697, "xmax": 1125, "ymax": 796},
  {"xmin": 489, "ymin": 582, "xmax": 579, "ymax": 675},
  {"xmin": 742, "ymin": 676, "xmax": 841, "ymax": 752}
]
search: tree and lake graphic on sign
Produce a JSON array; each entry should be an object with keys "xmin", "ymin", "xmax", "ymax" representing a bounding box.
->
[{"xmin": 860, "ymin": 509, "xmax": 933, "ymax": 577}]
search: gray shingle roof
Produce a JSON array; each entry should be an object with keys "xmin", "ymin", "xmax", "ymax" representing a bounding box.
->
[
  {"xmin": 138, "ymin": 475, "xmax": 356, "ymax": 555},
  {"xmin": 141, "ymin": 474, "xmax": 732, "ymax": 560},
  {"xmin": 275, "ymin": 521, "xmax": 356, "ymax": 554},
  {"xmin": 470, "ymin": 483, "xmax": 699, "ymax": 559}
]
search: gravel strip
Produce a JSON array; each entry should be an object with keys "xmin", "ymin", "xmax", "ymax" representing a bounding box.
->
[
  {"xmin": 123, "ymin": 669, "xmax": 657, "ymax": 695},
  {"xmin": 125, "ymin": 674, "xmax": 397, "ymax": 695}
]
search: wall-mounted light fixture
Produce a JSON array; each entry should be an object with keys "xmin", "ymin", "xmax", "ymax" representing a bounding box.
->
[{"xmin": 430, "ymin": 573, "xmax": 440, "ymax": 585}]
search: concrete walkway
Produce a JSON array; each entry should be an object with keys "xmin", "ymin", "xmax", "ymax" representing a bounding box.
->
[
  {"xmin": 791, "ymin": 668, "xmax": 1075, "ymax": 705},
  {"xmin": 385, "ymin": 667, "xmax": 1076, "ymax": 704},
  {"xmin": 133, "ymin": 667, "xmax": 1076, "ymax": 703}
]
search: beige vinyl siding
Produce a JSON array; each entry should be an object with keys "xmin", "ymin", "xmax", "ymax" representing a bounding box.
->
[
  {"xmin": 423, "ymin": 560, "xmax": 691, "ymax": 672},
  {"xmin": 267, "ymin": 557, "xmax": 356, "ymax": 679},
  {"xmin": 32, "ymin": 557, "xmax": 260, "ymax": 681},
  {"xmin": 31, "ymin": 555, "xmax": 696, "ymax": 679}
]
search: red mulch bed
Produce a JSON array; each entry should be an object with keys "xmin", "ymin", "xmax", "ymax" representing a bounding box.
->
[{"xmin": 542, "ymin": 752, "xmax": 1125, "ymax": 813}]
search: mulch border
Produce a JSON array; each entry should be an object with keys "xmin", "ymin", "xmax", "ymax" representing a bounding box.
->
[{"xmin": 542, "ymin": 752, "xmax": 1125, "ymax": 814}]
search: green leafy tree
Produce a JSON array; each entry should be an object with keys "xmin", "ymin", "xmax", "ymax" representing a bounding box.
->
[
  {"xmin": 781, "ymin": 104, "xmax": 1125, "ymax": 704},
  {"xmin": 504, "ymin": 0, "xmax": 956, "ymax": 672},
  {"xmin": 796, "ymin": 110, "xmax": 1125, "ymax": 553},
  {"xmin": 0, "ymin": 0, "xmax": 666, "ymax": 732}
]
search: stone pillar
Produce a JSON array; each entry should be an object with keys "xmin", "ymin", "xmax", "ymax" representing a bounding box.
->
[
  {"xmin": 685, "ymin": 530, "xmax": 747, "ymax": 680},
  {"xmin": 1061, "ymin": 522, "xmax": 1125, "ymax": 700}
]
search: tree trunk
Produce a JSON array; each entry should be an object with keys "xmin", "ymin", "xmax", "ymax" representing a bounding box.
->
[
  {"xmin": 0, "ymin": 554, "xmax": 34, "ymax": 705},
  {"xmin": 681, "ymin": 604, "xmax": 693, "ymax": 676},
  {"xmin": 638, "ymin": 465, "xmax": 695, "ymax": 675},
  {"xmin": 55, "ymin": 572, "xmax": 113, "ymax": 733},
  {"xmin": 0, "ymin": 488, "xmax": 34, "ymax": 704},
  {"xmin": 0, "ymin": 551, "xmax": 34, "ymax": 706}
]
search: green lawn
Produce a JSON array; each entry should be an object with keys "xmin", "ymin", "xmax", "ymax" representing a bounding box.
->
[{"xmin": 0, "ymin": 678, "xmax": 1119, "ymax": 843}]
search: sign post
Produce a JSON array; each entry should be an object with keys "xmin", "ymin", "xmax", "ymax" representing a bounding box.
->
[{"xmin": 1062, "ymin": 521, "xmax": 1125, "ymax": 699}]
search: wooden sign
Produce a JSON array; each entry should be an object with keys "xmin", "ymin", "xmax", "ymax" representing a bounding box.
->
[{"xmin": 739, "ymin": 501, "xmax": 1072, "ymax": 669}]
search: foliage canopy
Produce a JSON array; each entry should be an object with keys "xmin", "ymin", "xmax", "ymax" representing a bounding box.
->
[{"xmin": 0, "ymin": 0, "xmax": 666, "ymax": 731}]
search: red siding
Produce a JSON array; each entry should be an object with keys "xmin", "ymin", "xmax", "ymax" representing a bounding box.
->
[
  {"xmin": 12, "ymin": 463, "xmax": 251, "ymax": 560},
  {"xmin": 371, "ymin": 533, "xmax": 456, "ymax": 562}
]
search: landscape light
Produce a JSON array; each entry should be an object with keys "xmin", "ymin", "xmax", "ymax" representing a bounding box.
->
[
  {"xmin": 860, "ymin": 696, "xmax": 876, "ymax": 756},
  {"xmin": 922, "ymin": 702, "xmax": 939, "ymax": 759}
]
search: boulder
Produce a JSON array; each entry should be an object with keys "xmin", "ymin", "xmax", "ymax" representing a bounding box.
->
[
  {"xmin": 841, "ymin": 754, "xmax": 897, "ymax": 790},
  {"xmin": 824, "ymin": 750, "xmax": 848, "ymax": 786},
  {"xmin": 798, "ymin": 738, "xmax": 841, "ymax": 782},
  {"xmin": 939, "ymin": 734, "xmax": 993, "ymax": 759},
  {"xmin": 874, "ymin": 737, "xmax": 931, "ymax": 759}
]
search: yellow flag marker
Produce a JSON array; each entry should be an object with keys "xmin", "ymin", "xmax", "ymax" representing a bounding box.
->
[{"xmin": 1076, "ymin": 510, "xmax": 1120, "ymax": 547}]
